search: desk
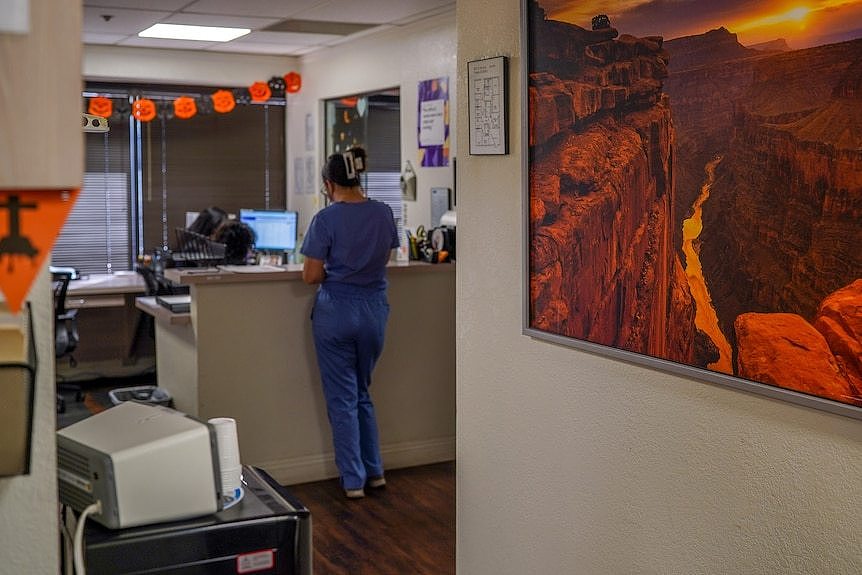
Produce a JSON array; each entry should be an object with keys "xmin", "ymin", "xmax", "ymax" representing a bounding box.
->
[
  {"xmin": 140, "ymin": 262, "xmax": 456, "ymax": 486},
  {"xmin": 63, "ymin": 272, "xmax": 149, "ymax": 367}
]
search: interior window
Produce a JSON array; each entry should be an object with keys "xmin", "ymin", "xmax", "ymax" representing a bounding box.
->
[
  {"xmin": 324, "ymin": 89, "xmax": 403, "ymax": 237},
  {"xmin": 53, "ymin": 83, "xmax": 286, "ymax": 275}
]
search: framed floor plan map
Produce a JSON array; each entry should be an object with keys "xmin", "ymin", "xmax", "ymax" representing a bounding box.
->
[{"xmin": 468, "ymin": 56, "xmax": 509, "ymax": 155}]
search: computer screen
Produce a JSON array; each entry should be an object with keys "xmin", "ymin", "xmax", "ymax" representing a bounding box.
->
[{"xmin": 239, "ymin": 209, "xmax": 298, "ymax": 252}]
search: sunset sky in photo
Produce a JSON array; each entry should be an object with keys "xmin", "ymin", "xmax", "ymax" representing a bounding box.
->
[{"xmin": 541, "ymin": 0, "xmax": 862, "ymax": 48}]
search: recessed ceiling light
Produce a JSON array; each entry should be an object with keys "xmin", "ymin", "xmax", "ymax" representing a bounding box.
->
[{"xmin": 138, "ymin": 23, "xmax": 250, "ymax": 42}]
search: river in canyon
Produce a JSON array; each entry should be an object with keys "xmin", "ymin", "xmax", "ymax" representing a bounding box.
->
[{"xmin": 681, "ymin": 156, "xmax": 734, "ymax": 374}]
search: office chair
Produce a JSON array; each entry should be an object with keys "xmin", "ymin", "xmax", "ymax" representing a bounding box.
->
[{"xmin": 52, "ymin": 271, "xmax": 82, "ymax": 413}]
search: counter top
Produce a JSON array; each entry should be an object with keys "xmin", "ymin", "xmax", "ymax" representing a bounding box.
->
[
  {"xmin": 164, "ymin": 260, "xmax": 453, "ymax": 286},
  {"xmin": 135, "ymin": 296, "xmax": 191, "ymax": 325},
  {"xmin": 67, "ymin": 272, "xmax": 146, "ymax": 296}
]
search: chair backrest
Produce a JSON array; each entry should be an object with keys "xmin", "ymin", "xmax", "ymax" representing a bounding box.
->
[
  {"xmin": 174, "ymin": 228, "xmax": 226, "ymax": 266},
  {"xmin": 136, "ymin": 265, "xmax": 179, "ymax": 296},
  {"xmin": 51, "ymin": 271, "xmax": 79, "ymax": 358},
  {"xmin": 52, "ymin": 271, "xmax": 72, "ymax": 316}
]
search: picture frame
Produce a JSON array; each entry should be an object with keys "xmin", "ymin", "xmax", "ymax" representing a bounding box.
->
[
  {"xmin": 468, "ymin": 56, "xmax": 509, "ymax": 155},
  {"xmin": 521, "ymin": 0, "xmax": 862, "ymax": 420}
]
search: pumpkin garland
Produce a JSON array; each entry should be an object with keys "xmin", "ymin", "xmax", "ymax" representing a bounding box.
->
[
  {"xmin": 212, "ymin": 90, "xmax": 236, "ymax": 114},
  {"xmin": 173, "ymin": 96, "xmax": 197, "ymax": 120},
  {"xmin": 88, "ymin": 96, "xmax": 113, "ymax": 118},
  {"xmin": 131, "ymin": 98, "xmax": 157, "ymax": 122},
  {"xmin": 94, "ymin": 75, "xmax": 296, "ymax": 124},
  {"xmin": 248, "ymin": 81, "xmax": 272, "ymax": 102},
  {"xmin": 284, "ymin": 72, "xmax": 302, "ymax": 94}
]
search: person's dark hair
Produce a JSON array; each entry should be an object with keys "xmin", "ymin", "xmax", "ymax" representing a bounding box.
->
[
  {"xmin": 213, "ymin": 220, "xmax": 256, "ymax": 265},
  {"xmin": 188, "ymin": 206, "xmax": 228, "ymax": 238},
  {"xmin": 321, "ymin": 147, "xmax": 367, "ymax": 187}
]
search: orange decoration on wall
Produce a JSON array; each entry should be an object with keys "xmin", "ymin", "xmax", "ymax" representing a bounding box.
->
[
  {"xmin": 88, "ymin": 97, "xmax": 113, "ymax": 118},
  {"xmin": 284, "ymin": 72, "xmax": 302, "ymax": 94},
  {"xmin": 0, "ymin": 189, "xmax": 80, "ymax": 313},
  {"xmin": 174, "ymin": 96, "xmax": 197, "ymax": 120},
  {"xmin": 132, "ymin": 98, "xmax": 157, "ymax": 122},
  {"xmin": 249, "ymin": 81, "xmax": 272, "ymax": 102},
  {"xmin": 212, "ymin": 90, "xmax": 236, "ymax": 114}
]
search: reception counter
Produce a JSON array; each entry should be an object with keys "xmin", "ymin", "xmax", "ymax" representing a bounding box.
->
[{"xmin": 136, "ymin": 262, "xmax": 455, "ymax": 486}]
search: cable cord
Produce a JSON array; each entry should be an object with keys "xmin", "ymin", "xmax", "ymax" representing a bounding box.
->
[{"xmin": 73, "ymin": 501, "xmax": 102, "ymax": 575}]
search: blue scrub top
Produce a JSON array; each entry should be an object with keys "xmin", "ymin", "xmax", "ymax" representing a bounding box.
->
[{"xmin": 301, "ymin": 200, "xmax": 400, "ymax": 291}]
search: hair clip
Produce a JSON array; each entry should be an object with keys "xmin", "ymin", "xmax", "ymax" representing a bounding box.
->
[{"xmin": 343, "ymin": 151, "xmax": 356, "ymax": 181}]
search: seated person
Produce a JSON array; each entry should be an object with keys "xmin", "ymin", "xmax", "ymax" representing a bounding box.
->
[
  {"xmin": 187, "ymin": 206, "xmax": 228, "ymax": 238},
  {"xmin": 213, "ymin": 220, "xmax": 256, "ymax": 265}
]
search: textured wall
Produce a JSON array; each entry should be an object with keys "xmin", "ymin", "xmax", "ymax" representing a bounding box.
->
[
  {"xmin": 456, "ymin": 1, "xmax": 862, "ymax": 573},
  {"xmin": 0, "ymin": 0, "xmax": 78, "ymax": 571},
  {"xmin": 287, "ymin": 12, "xmax": 457, "ymax": 234}
]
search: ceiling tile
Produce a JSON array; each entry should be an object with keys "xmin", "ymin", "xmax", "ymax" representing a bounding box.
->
[
  {"xmin": 162, "ymin": 13, "xmax": 281, "ymax": 30},
  {"xmin": 117, "ymin": 36, "xmax": 214, "ymax": 50},
  {"xmin": 236, "ymin": 30, "xmax": 341, "ymax": 46},
  {"xmin": 83, "ymin": 7, "xmax": 169, "ymax": 35},
  {"xmin": 206, "ymin": 42, "xmax": 309, "ymax": 56},
  {"xmin": 295, "ymin": 0, "xmax": 455, "ymax": 25},
  {"xmin": 183, "ymin": 0, "xmax": 328, "ymax": 19},
  {"xmin": 83, "ymin": 32, "xmax": 129, "ymax": 45},
  {"xmin": 84, "ymin": 0, "xmax": 189, "ymax": 10}
]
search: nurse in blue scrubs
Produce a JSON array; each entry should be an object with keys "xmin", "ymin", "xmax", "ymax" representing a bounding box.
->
[{"xmin": 301, "ymin": 147, "xmax": 400, "ymax": 499}]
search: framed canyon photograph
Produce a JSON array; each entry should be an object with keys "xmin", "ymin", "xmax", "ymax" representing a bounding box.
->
[{"xmin": 522, "ymin": 0, "xmax": 862, "ymax": 419}]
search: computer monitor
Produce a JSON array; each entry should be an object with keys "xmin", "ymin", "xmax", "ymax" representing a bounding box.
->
[{"xmin": 239, "ymin": 209, "xmax": 298, "ymax": 252}]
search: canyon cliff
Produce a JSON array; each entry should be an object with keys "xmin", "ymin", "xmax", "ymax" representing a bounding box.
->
[
  {"xmin": 735, "ymin": 280, "xmax": 862, "ymax": 405},
  {"xmin": 663, "ymin": 29, "xmax": 862, "ymax": 405},
  {"xmin": 528, "ymin": 3, "xmax": 698, "ymax": 363}
]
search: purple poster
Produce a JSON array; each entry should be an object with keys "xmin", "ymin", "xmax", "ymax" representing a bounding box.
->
[{"xmin": 418, "ymin": 77, "xmax": 449, "ymax": 167}]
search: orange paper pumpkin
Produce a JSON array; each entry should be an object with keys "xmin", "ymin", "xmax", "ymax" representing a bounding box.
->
[
  {"xmin": 174, "ymin": 96, "xmax": 197, "ymax": 119},
  {"xmin": 212, "ymin": 90, "xmax": 236, "ymax": 113},
  {"xmin": 249, "ymin": 81, "xmax": 272, "ymax": 102},
  {"xmin": 132, "ymin": 98, "xmax": 157, "ymax": 122},
  {"xmin": 284, "ymin": 72, "xmax": 302, "ymax": 94},
  {"xmin": 88, "ymin": 96, "xmax": 113, "ymax": 118}
]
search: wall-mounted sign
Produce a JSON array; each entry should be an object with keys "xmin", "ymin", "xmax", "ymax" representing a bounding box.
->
[
  {"xmin": 0, "ymin": 189, "xmax": 79, "ymax": 313},
  {"xmin": 417, "ymin": 77, "xmax": 450, "ymax": 167}
]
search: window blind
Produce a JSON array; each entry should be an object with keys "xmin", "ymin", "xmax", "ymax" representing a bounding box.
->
[
  {"xmin": 52, "ymin": 127, "xmax": 132, "ymax": 275},
  {"xmin": 54, "ymin": 83, "xmax": 287, "ymax": 273}
]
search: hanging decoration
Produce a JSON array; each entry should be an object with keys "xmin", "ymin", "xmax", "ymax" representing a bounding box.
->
[
  {"xmin": 196, "ymin": 93, "xmax": 214, "ymax": 116},
  {"xmin": 113, "ymin": 74, "xmax": 297, "ymax": 124},
  {"xmin": 212, "ymin": 90, "xmax": 236, "ymax": 114},
  {"xmin": 0, "ymin": 189, "xmax": 80, "ymax": 313},
  {"xmin": 285, "ymin": 72, "xmax": 302, "ymax": 94},
  {"xmin": 173, "ymin": 96, "xmax": 197, "ymax": 120},
  {"xmin": 87, "ymin": 97, "xmax": 113, "ymax": 118},
  {"xmin": 131, "ymin": 98, "xmax": 157, "ymax": 122},
  {"xmin": 249, "ymin": 81, "xmax": 272, "ymax": 102},
  {"xmin": 268, "ymin": 76, "xmax": 286, "ymax": 98}
]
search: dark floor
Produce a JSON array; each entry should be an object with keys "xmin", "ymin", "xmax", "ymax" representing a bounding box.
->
[
  {"xmin": 57, "ymin": 375, "xmax": 456, "ymax": 575},
  {"xmin": 285, "ymin": 461, "xmax": 456, "ymax": 575},
  {"xmin": 56, "ymin": 370, "xmax": 157, "ymax": 428}
]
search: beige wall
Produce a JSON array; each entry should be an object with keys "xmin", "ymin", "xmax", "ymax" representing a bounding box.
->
[
  {"xmin": 456, "ymin": 1, "xmax": 862, "ymax": 574},
  {"xmin": 287, "ymin": 11, "xmax": 457, "ymax": 235},
  {"xmin": 84, "ymin": 45, "xmax": 296, "ymax": 87},
  {"xmin": 0, "ymin": 0, "xmax": 81, "ymax": 571}
]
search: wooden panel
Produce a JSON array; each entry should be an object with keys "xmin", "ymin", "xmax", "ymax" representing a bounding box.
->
[
  {"xmin": 285, "ymin": 461, "xmax": 455, "ymax": 575},
  {"xmin": 0, "ymin": 0, "xmax": 82, "ymax": 188}
]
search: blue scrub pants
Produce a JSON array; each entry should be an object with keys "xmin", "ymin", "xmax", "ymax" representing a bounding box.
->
[{"xmin": 312, "ymin": 283, "xmax": 389, "ymax": 491}]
